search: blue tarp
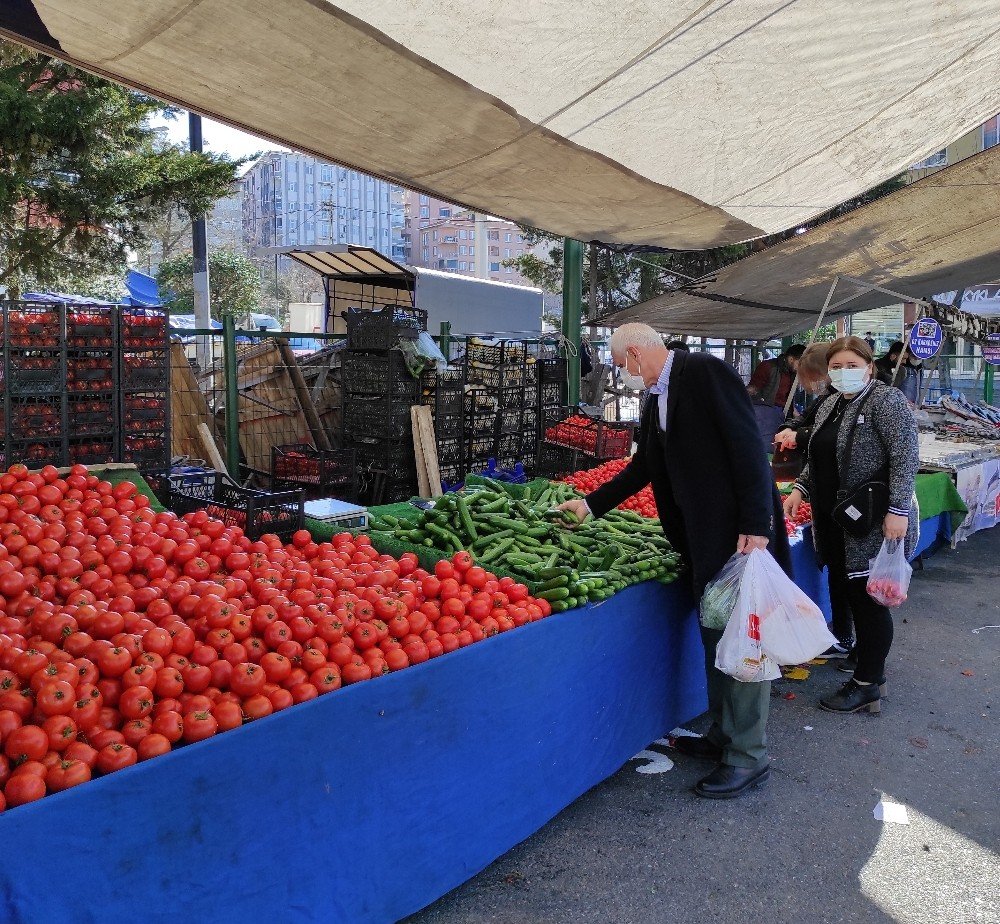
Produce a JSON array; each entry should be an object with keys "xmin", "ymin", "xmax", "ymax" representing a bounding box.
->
[
  {"xmin": 125, "ymin": 269, "xmax": 162, "ymax": 307},
  {"xmin": 0, "ymin": 553, "xmax": 828, "ymax": 923}
]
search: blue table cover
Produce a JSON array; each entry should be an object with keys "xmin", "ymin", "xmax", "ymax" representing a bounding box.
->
[
  {"xmin": 0, "ymin": 552, "xmax": 831, "ymax": 924},
  {"xmin": 912, "ymin": 512, "xmax": 954, "ymax": 560}
]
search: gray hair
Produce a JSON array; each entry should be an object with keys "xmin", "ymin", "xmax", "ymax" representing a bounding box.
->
[{"xmin": 609, "ymin": 322, "xmax": 665, "ymax": 354}]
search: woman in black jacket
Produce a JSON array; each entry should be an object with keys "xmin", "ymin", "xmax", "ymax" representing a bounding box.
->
[
  {"xmin": 773, "ymin": 343, "xmax": 833, "ymax": 452},
  {"xmin": 784, "ymin": 337, "xmax": 919, "ymax": 716}
]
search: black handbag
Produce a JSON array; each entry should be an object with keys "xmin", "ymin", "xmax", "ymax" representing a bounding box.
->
[{"xmin": 830, "ymin": 389, "xmax": 890, "ymax": 538}]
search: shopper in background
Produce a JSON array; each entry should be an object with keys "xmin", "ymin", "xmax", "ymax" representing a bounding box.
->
[
  {"xmin": 747, "ymin": 344, "xmax": 806, "ymax": 448},
  {"xmin": 773, "ymin": 343, "xmax": 832, "ymax": 452},
  {"xmin": 783, "ymin": 337, "xmax": 919, "ymax": 715},
  {"xmin": 863, "ymin": 331, "xmax": 876, "ymax": 351},
  {"xmin": 875, "ymin": 342, "xmax": 924, "ymax": 405},
  {"xmin": 558, "ymin": 323, "xmax": 791, "ymax": 799},
  {"xmin": 666, "ymin": 340, "xmax": 690, "ymax": 352}
]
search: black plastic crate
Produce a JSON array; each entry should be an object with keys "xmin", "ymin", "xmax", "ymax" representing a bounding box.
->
[
  {"xmin": 345, "ymin": 306, "xmax": 426, "ymax": 351},
  {"xmin": 538, "ymin": 356, "xmax": 567, "ymax": 384},
  {"xmin": 539, "ymin": 380, "xmax": 565, "ymax": 407},
  {"xmin": 8, "ymin": 397, "xmax": 63, "ymax": 439},
  {"xmin": 271, "ymin": 444, "xmax": 357, "ymax": 500},
  {"xmin": 436, "ymin": 435, "xmax": 463, "ymax": 465},
  {"xmin": 466, "ymin": 434, "xmax": 497, "ymax": 462},
  {"xmin": 438, "ymin": 462, "xmax": 464, "ymax": 489},
  {"xmin": 122, "ymin": 350, "xmax": 168, "ymax": 390},
  {"xmin": 120, "ymin": 311, "xmax": 167, "ymax": 350},
  {"xmin": 432, "ymin": 409, "xmax": 463, "ymax": 438},
  {"xmin": 8, "ymin": 437, "xmax": 63, "ymax": 467},
  {"xmin": 66, "ymin": 306, "xmax": 115, "ymax": 348},
  {"xmin": 120, "ymin": 431, "xmax": 169, "ymax": 468},
  {"xmin": 171, "ymin": 473, "xmax": 304, "ymax": 542},
  {"xmin": 542, "ymin": 407, "xmax": 634, "ymax": 459},
  {"xmin": 464, "ymin": 403, "xmax": 497, "ymax": 435},
  {"xmin": 464, "ymin": 337, "xmax": 535, "ymax": 368},
  {"xmin": 465, "ymin": 363, "xmax": 537, "ymax": 390},
  {"xmin": 68, "ymin": 397, "xmax": 114, "ymax": 436},
  {"xmin": 342, "ymin": 350, "xmax": 421, "ymax": 397},
  {"xmin": 350, "ymin": 436, "xmax": 416, "ymax": 473},
  {"xmin": 497, "ymin": 406, "xmax": 524, "ymax": 435},
  {"xmin": 67, "ymin": 359, "xmax": 114, "ymax": 393},
  {"xmin": 123, "ymin": 394, "xmax": 168, "ymax": 425},
  {"xmin": 536, "ymin": 440, "xmax": 585, "ymax": 481},
  {"xmin": 342, "ymin": 392, "xmax": 414, "ymax": 440},
  {"xmin": 4, "ymin": 305, "xmax": 62, "ymax": 348},
  {"xmin": 68, "ymin": 439, "xmax": 116, "ymax": 466},
  {"xmin": 7, "ymin": 352, "xmax": 62, "ymax": 395},
  {"xmin": 522, "ymin": 407, "xmax": 539, "ymax": 435}
]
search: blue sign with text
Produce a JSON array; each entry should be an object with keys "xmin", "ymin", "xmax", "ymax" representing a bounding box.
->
[{"xmin": 909, "ymin": 317, "xmax": 943, "ymax": 360}]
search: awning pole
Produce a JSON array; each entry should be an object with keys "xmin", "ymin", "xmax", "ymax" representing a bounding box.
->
[
  {"xmin": 562, "ymin": 239, "xmax": 583, "ymax": 406},
  {"xmin": 783, "ymin": 276, "xmax": 841, "ymax": 416}
]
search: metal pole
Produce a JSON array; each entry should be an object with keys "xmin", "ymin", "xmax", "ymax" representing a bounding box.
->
[
  {"xmin": 984, "ymin": 361, "xmax": 995, "ymax": 404},
  {"xmin": 783, "ymin": 275, "xmax": 840, "ymax": 417},
  {"xmin": 440, "ymin": 321, "xmax": 451, "ymax": 364},
  {"xmin": 189, "ymin": 113, "xmax": 212, "ymax": 372},
  {"xmin": 588, "ymin": 242, "xmax": 598, "ymax": 321},
  {"xmin": 562, "ymin": 239, "xmax": 583, "ymax": 406},
  {"xmin": 222, "ymin": 314, "xmax": 241, "ymax": 480}
]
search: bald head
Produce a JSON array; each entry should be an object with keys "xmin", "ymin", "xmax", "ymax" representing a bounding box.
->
[{"xmin": 610, "ymin": 323, "xmax": 669, "ymax": 388}]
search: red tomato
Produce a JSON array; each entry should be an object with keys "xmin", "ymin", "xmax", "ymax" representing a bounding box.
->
[
  {"xmin": 182, "ymin": 710, "xmax": 218, "ymax": 743},
  {"xmin": 95, "ymin": 742, "xmax": 138, "ymax": 774}
]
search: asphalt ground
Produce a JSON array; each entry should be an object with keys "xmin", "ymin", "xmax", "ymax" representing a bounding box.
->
[{"xmin": 408, "ymin": 527, "xmax": 1000, "ymax": 924}]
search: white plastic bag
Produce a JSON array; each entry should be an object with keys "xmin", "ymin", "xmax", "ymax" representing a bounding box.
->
[
  {"xmin": 714, "ymin": 549, "xmax": 836, "ymax": 681},
  {"xmin": 699, "ymin": 553, "xmax": 747, "ymax": 630},
  {"xmin": 866, "ymin": 538, "xmax": 912, "ymax": 607}
]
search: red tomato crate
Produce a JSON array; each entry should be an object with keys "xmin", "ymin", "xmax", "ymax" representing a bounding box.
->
[
  {"xmin": 271, "ymin": 444, "xmax": 357, "ymax": 501},
  {"xmin": 542, "ymin": 407, "xmax": 634, "ymax": 459}
]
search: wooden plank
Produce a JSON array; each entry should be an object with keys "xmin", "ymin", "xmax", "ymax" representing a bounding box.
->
[
  {"xmin": 170, "ymin": 341, "xmax": 220, "ymax": 462},
  {"xmin": 198, "ymin": 423, "xmax": 230, "ymax": 479},
  {"xmin": 410, "ymin": 406, "xmax": 431, "ymax": 499},
  {"xmin": 277, "ymin": 340, "xmax": 333, "ymax": 451},
  {"xmin": 412, "ymin": 406, "xmax": 442, "ymax": 498}
]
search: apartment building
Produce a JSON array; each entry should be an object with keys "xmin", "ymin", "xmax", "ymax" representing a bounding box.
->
[
  {"xmin": 243, "ymin": 152, "xmax": 401, "ymax": 263},
  {"xmin": 908, "ymin": 113, "xmax": 1000, "ymax": 180},
  {"xmin": 401, "ymin": 190, "xmax": 546, "ymax": 288}
]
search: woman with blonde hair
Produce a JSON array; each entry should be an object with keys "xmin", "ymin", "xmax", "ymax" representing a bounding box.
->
[{"xmin": 783, "ymin": 337, "xmax": 919, "ymax": 714}]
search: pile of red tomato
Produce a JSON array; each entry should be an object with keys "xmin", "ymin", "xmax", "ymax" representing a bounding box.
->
[
  {"xmin": 544, "ymin": 415, "xmax": 632, "ymax": 459},
  {"xmin": 561, "ymin": 457, "xmax": 658, "ymax": 518},
  {"xmin": 0, "ymin": 464, "xmax": 551, "ymax": 811},
  {"xmin": 784, "ymin": 500, "xmax": 813, "ymax": 536}
]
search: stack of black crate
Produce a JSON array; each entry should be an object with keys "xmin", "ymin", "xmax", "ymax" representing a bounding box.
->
[
  {"xmin": 1, "ymin": 302, "xmax": 169, "ymax": 473},
  {"xmin": 340, "ymin": 306, "xmax": 426, "ymax": 504},
  {"xmin": 420, "ymin": 366, "xmax": 465, "ymax": 487},
  {"xmin": 534, "ymin": 353, "xmax": 572, "ymax": 479},
  {"xmin": 463, "ymin": 337, "xmax": 539, "ymax": 475}
]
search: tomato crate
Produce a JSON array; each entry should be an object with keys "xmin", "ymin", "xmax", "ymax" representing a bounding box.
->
[
  {"xmin": 342, "ymin": 392, "xmax": 414, "ymax": 441},
  {"xmin": 68, "ymin": 397, "xmax": 114, "ymax": 436},
  {"xmin": 345, "ymin": 305, "xmax": 427, "ymax": 351},
  {"xmin": 120, "ymin": 431, "xmax": 169, "ymax": 468},
  {"xmin": 68, "ymin": 438, "xmax": 116, "ymax": 466},
  {"xmin": 171, "ymin": 473, "xmax": 305, "ymax": 542},
  {"xmin": 271, "ymin": 444, "xmax": 357, "ymax": 500},
  {"xmin": 6, "ymin": 352, "xmax": 63, "ymax": 395},
  {"xmin": 342, "ymin": 349, "xmax": 422, "ymax": 397},
  {"xmin": 123, "ymin": 394, "xmax": 167, "ymax": 426},
  {"xmin": 542, "ymin": 407, "xmax": 634, "ymax": 459},
  {"xmin": 121, "ymin": 350, "xmax": 169, "ymax": 390},
  {"xmin": 8, "ymin": 436, "xmax": 63, "ymax": 467},
  {"xmin": 3, "ymin": 304, "xmax": 62, "ymax": 348},
  {"xmin": 66, "ymin": 359, "xmax": 114, "ymax": 395},
  {"xmin": 66, "ymin": 306, "xmax": 115, "ymax": 347},
  {"xmin": 8, "ymin": 396, "xmax": 63, "ymax": 439},
  {"xmin": 120, "ymin": 311, "xmax": 167, "ymax": 350}
]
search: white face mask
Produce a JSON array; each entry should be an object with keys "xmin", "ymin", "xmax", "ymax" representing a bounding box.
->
[
  {"xmin": 828, "ymin": 367, "xmax": 869, "ymax": 395},
  {"xmin": 619, "ymin": 353, "xmax": 645, "ymax": 391}
]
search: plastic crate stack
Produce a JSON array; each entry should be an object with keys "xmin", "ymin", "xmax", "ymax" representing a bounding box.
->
[
  {"xmin": 271, "ymin": 444, "xmax": 357, "ymax": 502},
  {"xmin": 463, "ymin": 337, "xmax": 540, "ymax": 475},
  {"xmin": 1, "ymin": 302, "xmax": 170, "ymax": 472},
  {"xmin": 420, "ymin": 366, "xmax": 465, "ymax": 487},
  {"xmin": 536, "ymin": 406, "xmax": 635, "ymax": 480},
  {"xmin": 341, "ymin": 307, "xmax": 426, "ymax": 503}
]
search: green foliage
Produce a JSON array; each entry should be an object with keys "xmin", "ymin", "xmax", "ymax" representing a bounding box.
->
[
  {"xmin": 0, "ymin": 41, "xmax": 242, "ymax": 297},
  {"xmin": 157, "ymin": 250, "xmax": 261, "ymax": 320}
]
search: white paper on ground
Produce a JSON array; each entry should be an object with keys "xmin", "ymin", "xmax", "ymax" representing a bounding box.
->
[
  {"xmin": 631, "ymin": 750, "xmax": 675, "ymax": 774},
  {"xmin": 874, "ymin": 800, "xmax": 910, "ymax": 825},
  {"xmin": 666, "ymin": 728, "xmax": 701, "ymax": 739}
]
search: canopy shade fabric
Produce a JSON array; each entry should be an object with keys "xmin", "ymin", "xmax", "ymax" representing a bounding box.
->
[
  {"xmin": 596, "ymin": 143, "xmax": 1000, "ymax": 340},
  {"xmin": 4, "ymin": 2, "xmax": 1000, "ymax": 250},
  {"xmin": 282, "ymin": 246, "xmax": 411, "ymax": 283}
]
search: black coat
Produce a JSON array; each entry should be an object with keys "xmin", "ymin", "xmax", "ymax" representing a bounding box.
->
[{"xmin": 587, "ymin": 351, "xmax": 791, "ymax": 596}]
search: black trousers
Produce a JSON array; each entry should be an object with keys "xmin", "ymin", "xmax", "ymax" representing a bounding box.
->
[{"xmin": 819, "ymin": 514, "xmax": 894, "ymax": 683}]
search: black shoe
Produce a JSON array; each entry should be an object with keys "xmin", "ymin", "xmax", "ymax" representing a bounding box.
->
[
  {"xmin": 819, "ymin": 679, "xmax": 881, "ymax": 714},
  {"xmin": 668, "ymin": 734, "xmax": 724, "ymax": 761},
  {"xmin": 694, "ymin": 763, "xmax": 770, "ymax": 800},
  {"xmin": 820, "ymin": 641, "xmax": 854, "ymax": 659}
]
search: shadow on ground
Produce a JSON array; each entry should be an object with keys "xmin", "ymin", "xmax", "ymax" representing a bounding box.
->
[{"xmin": 406, "ymin": 529, "xmax": 999, "ymax": 924}]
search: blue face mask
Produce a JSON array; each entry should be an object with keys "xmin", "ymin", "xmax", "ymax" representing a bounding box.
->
[{"xmin": 828, "ymin": 367, "xmax": 869, "ymax": 394}]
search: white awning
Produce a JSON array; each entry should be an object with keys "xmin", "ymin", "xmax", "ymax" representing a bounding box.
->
[
  {"xmin": 4, "ymin": 2, "xmax": 1000, "ymax": 248},
  {"xmin": 597, "ymin": 143, "xmax": 1000, "ymax": 340}
]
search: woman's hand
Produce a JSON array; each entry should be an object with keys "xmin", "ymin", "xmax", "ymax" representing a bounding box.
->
[
  {"xmin": 783, "ymin": 489, "xmax": 802, "ymax": 519},
  {"xmin": 883, "ymin": 512, "xmax": 908, "ymax": 541},
  {"xmin": 773, "ymin": 428, "xmax": 799, "ymax": 451}
]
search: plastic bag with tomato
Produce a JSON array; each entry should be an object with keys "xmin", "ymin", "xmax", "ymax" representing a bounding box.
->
[
  {"xmin": 866, "ymin": 538, "xmax": 912, "ymax": 608},
  {"xmin": 714, "ymin": 549, "xmax": 836, "ymax": 680}
]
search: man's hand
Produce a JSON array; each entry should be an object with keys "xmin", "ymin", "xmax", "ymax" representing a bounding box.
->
[
  {"xmin": 883, "ymin": 513, "xmax": 908, "ymax": 541},
  {"xmin": 736, "ymin": 534, "xmax": 769, "ymax": 555},
  {"xmin": 556, "ymin": 499, "xmax": 591, "ymax": 529},
  {"xmin": 782, "ymin": 488, "xmax": 802, "ymax": 519},
  {"xmin": 773, "ymin": 428, "xmax": 798, "ymax": 451}
]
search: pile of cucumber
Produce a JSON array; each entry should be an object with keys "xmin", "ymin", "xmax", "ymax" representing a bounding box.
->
[{"xmin": 367, "ymin": 480, "xmax": 681, "ymax": 612}]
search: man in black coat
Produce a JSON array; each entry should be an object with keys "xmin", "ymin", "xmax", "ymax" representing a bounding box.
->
[{"xmin": 559, "ymin": 324, "xmax": 791, "ymax": 799}]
